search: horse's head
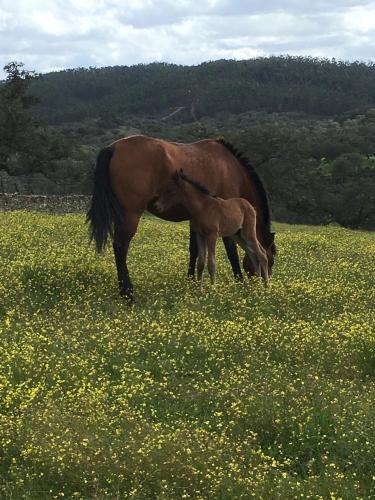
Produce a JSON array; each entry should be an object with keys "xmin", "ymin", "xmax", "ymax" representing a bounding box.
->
[
  {"xmin": 265, "ymin": 232, "xmax": 276, "ymax": 275},
  {"xmin": 154, "ymin": 170, "xmax": 185, "ymax": 213}
]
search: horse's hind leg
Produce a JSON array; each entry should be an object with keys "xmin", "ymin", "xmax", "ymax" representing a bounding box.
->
[
  {"xmin": 188, "ymin": 225, "xmax": 198, "ymax": 278},
  {"xmin": 223, "ymin": 237, "xmax": 243, "ymax": 281},
  {"xmin": 113, "ymin": 212, "xmax": 140, "ymax": 300}
]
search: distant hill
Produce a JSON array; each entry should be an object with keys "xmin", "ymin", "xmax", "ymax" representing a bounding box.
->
[{"xmin": 31, "ymin": 56, "xmax": 375, "ymax": 124}]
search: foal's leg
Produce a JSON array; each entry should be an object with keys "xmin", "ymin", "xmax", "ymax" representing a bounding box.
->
[
  {"xmin": 112, "ymin": 211, "xmax": 141, "ymax": 300},
  {"xmin": 223, "ymin": 237, "xmax": 243, "ymax": 281},
  {"xmin": 196, "ymin": 235, "xmax": 207, "ymax": 290},
  {"xmin": 241, "ymin": 207, "xmax": 268, "ymax": 283},
  {"xmin": 188, "ymin": 225, "xmax": 198, "ymax": 278},
  {"xmin": 207, "ymin": 234, "xmax": 218, "ymax": 285},
  {"xmin": 238, "ymin": 239, "xmax": 261, "ymax": 277},
  {"xmin": 241, "ymin": 235, "xmax": 269, "ymax": 287},
  {"xmin": 243, "ymin": 253, "xmax": 256, "ymax": 278}
]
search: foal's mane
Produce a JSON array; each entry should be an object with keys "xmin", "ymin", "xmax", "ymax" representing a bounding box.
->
[
  {"xmin": 217, "ymin": 139, "xmax": 273, "ymax": 239},
  {"xmin": 180, "ymin": 171, "xmax": 217, "ymax": 197}
]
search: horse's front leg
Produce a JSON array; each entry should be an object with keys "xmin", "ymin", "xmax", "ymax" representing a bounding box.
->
[
  {"xmin": 188, "ymin": 225, "xmax": 198, "ymax": 278},
  {"xmin": 207, "ymin": 234, "xmax": 218, "ymax": 285},
  {"xmin": 223, "ymin": 237, "xmax": 243, "ymax": 281}
]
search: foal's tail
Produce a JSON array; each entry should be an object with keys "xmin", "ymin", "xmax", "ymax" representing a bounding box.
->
[{"xmin": 86, "ymin": 146, "xmax": 123, "ymax": 252}]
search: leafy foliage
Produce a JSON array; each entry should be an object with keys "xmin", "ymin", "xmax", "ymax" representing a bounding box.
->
[
  {"xmin": 0, "ymin": 62, "xmax": 39, "ymax": 165},
  {"xmin": 0, "ymin": 62, "xmax": 95, "ymax": 194},
  {"xmin": 30, "ymin": 57, "xmax": 375, "ymax": 123}
]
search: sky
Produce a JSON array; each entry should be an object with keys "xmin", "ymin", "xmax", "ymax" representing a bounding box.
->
[{"xmin": 1, "ymin": 0, "xmax": 375, "ymax": 77}]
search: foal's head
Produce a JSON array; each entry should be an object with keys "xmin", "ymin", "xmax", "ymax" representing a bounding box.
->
[{"xmin": 155, "ymin": 169, "xmax": 212, "ymax": 212}]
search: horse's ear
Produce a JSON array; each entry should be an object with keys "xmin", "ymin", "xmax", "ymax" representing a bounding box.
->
[{"xmin": 265, "ymin": 232, "xmax": 275, "ymax": 249}]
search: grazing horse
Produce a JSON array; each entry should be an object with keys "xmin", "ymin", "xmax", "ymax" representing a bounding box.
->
[
  {"xmin": 155, "ymin": 169, "xmax": 269, "ymax": 288},
  {"xmin": 87, "ymin": 135, "xmax": 276, "ymax": 299}
]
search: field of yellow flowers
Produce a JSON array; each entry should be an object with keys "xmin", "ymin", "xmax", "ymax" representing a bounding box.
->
[{"xmin": 0, "ymin": 211, "xmax": 374, "ymax": 499}]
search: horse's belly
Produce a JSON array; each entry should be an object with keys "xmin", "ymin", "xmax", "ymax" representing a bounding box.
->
[{"xmin": 147, "ymin": 204, "xmax": 191, "ymax": 222}]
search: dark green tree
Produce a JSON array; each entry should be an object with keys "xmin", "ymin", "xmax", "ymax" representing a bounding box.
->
[{"xmin": 0, "ymin": 62, "xmax": 39, "ymax": 168}]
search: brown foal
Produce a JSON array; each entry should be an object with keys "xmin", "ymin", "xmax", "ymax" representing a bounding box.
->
[{"xmin": 156, "ymin": 170, "xmax": 269, "ymax": 288}]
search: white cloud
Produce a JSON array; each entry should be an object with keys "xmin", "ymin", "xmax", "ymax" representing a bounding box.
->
[
  {"xmin": 0, "ymin": 0, "xmax": 375, "ymax": 77},
  {"xmin": 342, "ymin": 5, "xmax": 375, "ymax": 32}
]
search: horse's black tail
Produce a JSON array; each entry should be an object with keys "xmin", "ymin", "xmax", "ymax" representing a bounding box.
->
[{"xmin": 86, "ymin": 146, "xmax": 123, "ymax": 252}]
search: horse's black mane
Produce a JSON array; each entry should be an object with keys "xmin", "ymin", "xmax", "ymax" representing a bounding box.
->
[
  {"xmin": 217, "ymin": 138, "xmax": 272, "ymax": 236},
  {"xmin": 180, "ymin": 171, "xmax": 217, "ymax": 197}
]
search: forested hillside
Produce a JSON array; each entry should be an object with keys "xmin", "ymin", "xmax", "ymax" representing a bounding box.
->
[
  {"xmin": 1, "ymin": 57, "xmax": 374, "ymax": 229},
  {"xmin": 31, "ymin": 57, "xmax": 375, "ymax": 123}
]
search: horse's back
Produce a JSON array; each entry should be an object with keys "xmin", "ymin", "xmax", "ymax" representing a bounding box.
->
[
  {"xmin": 109, "ymin": 135, "xmax": 246, "ymax": 199},
  {"xmin": 107, "ymin": 135, "xmax": 256, "ymax": 224}
]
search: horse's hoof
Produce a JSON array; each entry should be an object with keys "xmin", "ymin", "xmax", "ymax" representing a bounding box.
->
[{"xmin": 119, "ymin": 288, "xmax": 134, "ymax": 303}]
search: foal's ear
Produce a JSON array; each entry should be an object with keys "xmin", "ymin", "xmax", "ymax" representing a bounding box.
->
[
  {"xmin": 173, "ymin": 168, "xmax": 184, "ymax": 184},
  {"xmin": 178, "ymin": 168, "xmax": 185, "ymax": 179}
]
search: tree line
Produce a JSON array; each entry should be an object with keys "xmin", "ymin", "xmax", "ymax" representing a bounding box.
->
[{"xmin": 30, "ymin": 56, "xmax": 375, "ymax": 124}]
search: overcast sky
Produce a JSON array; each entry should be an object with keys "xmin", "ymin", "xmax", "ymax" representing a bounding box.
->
[{"xmin": 1, "ymin": 0, "xmax": 375, "ymax": 77}]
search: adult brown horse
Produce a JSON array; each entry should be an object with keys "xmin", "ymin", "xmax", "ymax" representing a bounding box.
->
[{"xmin": 87, "ymin": 135, "xmax": 276, "ymax": 299}]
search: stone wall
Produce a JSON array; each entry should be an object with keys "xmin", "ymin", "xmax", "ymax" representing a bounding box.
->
[
  {"xmin": 0, "ymin": 170, "xmax": 67, "ymax": 195},
  {"xmin": 0, "ymin": 194, "xmax": 90, "ymax": 213}
]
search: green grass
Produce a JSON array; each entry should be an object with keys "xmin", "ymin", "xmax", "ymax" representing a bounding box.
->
[{"xmin": 0, "ymin": 212, "xmax": 374, "ymax": 499}]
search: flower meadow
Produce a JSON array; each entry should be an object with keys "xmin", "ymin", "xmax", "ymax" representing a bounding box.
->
[{"xmin": 0, "ymin": 211, "xmax": 374, "ymax": 499}]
